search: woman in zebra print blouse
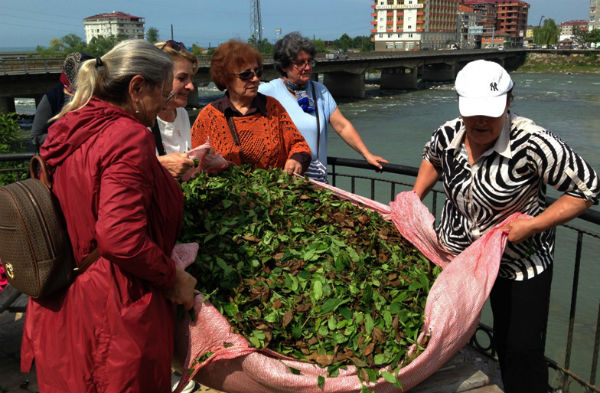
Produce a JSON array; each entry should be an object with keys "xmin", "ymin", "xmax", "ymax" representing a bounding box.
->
[{"xmin": 413, "ymin": 60, "xmax": 599, "ymax": 393}]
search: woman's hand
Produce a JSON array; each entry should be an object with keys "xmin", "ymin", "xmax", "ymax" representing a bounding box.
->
[
  {"xmin": 165, "ymin": 266, "xmax": 197, "ymax": 310},
  {"xmin": 283, "ymin": 158, "xmax": 303, "ymax": 175},
  {"xmin": 157, "ymin": 153, "xmax": 195, "ymax": 178},
  {"xmin": 364, "ymin": 152, "xmax": 388, "ymax": 170},
  {"xmin": 501, "ymin": 218, "xmax": 538, "ymax": 244},
  {"xmin": 501, "ymin": 195, "xmax": 593, "ymax": 244}
]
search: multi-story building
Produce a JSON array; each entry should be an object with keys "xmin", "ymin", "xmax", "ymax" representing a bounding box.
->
[
  {"xmin": 465, "ymin": 0, "xmax": 498, "ymax": 44},
  {"xmin": 371, "ymin": 0, "xmax": 460, "ymax": 51},
  {"xmin": 558, "ymin": 20, "xmax": 589, "ymax": 48},
  {"xmin": 83, "ymin": 11, "xmax": 145, "ymax": 44},
  {"xmin": 591, "ymin": 0, "xmax": 600, "ymax": 31},
  {"xmin": 495, "ymin": 1, "xmax": 529, "ymax": 46},
  {"xmin": 465, "ymin": 0, "xmax": 529, "ymax": 47},
  {"xmin": 457, "ymin": 4, "xmax": 483, "ymax": 48},
  {"xmin": 560, "ymin": 20, "xmax": 589, "ymax": 39}
]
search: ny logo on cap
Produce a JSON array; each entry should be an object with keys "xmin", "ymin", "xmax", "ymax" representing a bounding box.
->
[{"xmin": 490, "ymin": 82, "xmax": 498, "ymax": 91}]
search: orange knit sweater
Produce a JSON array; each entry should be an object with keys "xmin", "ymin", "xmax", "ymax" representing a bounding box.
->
[{"xmin": 191, "ymin": 95, "xmax": 311, "ymax": 172}]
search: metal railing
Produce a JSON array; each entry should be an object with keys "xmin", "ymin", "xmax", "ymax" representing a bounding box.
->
[{"xmin": 1, "ymin": 153, "xmax": 599, "ymax": 392}]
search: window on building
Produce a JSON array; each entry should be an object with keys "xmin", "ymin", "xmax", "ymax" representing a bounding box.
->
[
  {"xmin": 379, "ymin": 33, "xmax": 383, "ymax": 38},
  {"xmin": 409, "ymin": 33, "xmax": 413, "ymax": 37}
]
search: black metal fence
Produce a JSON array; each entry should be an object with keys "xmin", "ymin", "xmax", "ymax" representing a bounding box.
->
[{"xmin": 1, "ymin": 153, "xmax": 599, "ymax": 392}]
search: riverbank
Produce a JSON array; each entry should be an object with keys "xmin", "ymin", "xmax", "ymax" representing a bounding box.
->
[{"xmin": 517, "ymin": 51, "xmax": 600, "ymax": 73}]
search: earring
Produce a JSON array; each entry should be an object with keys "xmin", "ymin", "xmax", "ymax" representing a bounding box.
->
[{"xmin": 135, "ymin": 101, "xmax": 141, "ymax": 114}]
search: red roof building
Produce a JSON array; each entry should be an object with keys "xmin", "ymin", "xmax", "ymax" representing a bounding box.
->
[{"xmin": 83, "ymin": 11, "xmax": 145, "ymax": 43}]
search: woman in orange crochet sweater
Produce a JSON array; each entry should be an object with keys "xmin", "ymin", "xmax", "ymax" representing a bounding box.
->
[{"xmin": 191, "ymin": 41, "xmax": 311, "ymax": 174}]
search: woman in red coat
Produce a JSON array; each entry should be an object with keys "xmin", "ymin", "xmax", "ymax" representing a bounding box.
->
[{"xmin": 20, "ymin": 39, "xmax": 197, "ymax": 392}]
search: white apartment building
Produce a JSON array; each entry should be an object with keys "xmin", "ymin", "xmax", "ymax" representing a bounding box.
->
[
  {"xmin": 83, "ymin": 11, "xmax": 145, "ymax": 43},
  {"xmin": 559, "ymin": 20, "xmax": 588, "ymax": 42},
  {"xmin": 371, "ymin": 0, "xmax": 460, "ymax": 51}
]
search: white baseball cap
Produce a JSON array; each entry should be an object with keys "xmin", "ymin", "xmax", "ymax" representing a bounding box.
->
[{"xmin": 455, "ymin": 60, "xmax": 514, "ymax": 118}]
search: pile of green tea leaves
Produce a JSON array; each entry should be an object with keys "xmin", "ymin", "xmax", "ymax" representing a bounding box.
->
[{"xmin": 179, "ymin": 166, "xmax": 439, "ymax": 387}]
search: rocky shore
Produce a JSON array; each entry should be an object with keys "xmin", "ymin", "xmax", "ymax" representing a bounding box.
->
[{"xmin": 517, "ymin": 51, "xmax": 600, "ymax": 73}]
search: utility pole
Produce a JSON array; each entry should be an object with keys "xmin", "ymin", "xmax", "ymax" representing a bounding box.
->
[{"xmin": 251, "ymin": 0, "xmax": 263, "ymax": 42}]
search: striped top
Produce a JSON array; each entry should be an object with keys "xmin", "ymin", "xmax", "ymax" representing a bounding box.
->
[{"xmin": 423, "ymin": 113, "xmax": 600, "ymax": 281}]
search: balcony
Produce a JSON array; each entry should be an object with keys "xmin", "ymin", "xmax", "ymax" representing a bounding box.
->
[{"xmin": 375, "ymin": 3, "xmax": 424, "ymax": 10}]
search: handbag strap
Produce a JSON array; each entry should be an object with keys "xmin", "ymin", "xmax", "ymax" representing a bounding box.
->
[
  {"xmin": 151, "ymin": 121, "xmax": 167, "ymax": 156},
  {"xmin": 74, "ymin": 248, "xmax": 100, "ymax": 274},
  {"xmin": 311, "ymin": 82, "xmax": 321, "ymax": 162},
  {"xmin": 29, "ymin": 155, "xmax": 100, "ymax": 273},
  {"xmin": 225, "ymin": 111, "xmax": 249, "ymax": 164}
]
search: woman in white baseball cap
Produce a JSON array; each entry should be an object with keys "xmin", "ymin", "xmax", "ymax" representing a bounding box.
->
[{"xmin": 412, "ymin": 59, "xmax": 600, "ymax": 393}]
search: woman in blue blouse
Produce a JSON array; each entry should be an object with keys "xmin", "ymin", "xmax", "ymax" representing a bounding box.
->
[
  {"xmin": 259, "ymin": 32, "xmax": 387, "ymax": 183},
  {"xmin": 413, "ymin": 60, "xmax": 599, "ymax": 393}
]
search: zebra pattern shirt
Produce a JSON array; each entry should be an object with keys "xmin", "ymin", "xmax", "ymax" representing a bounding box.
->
[{"xmin": 423, "ymin": 113, "xmax": 600, "ymax": 281}]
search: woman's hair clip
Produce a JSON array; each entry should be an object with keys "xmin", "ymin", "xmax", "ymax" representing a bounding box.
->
[{"xmin": 95, "ymin": 57, "xmax": 104, "ymax": 69}]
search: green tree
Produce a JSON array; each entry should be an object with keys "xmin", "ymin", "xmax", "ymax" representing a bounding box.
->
[
  {"xmin": 334, "ymin": 33, "xmax": 353, "ymax": 51},
  {"xmin": 0, "ymin": 113, "xmax": 27, "ymax": 185},
  {"xmin": 36, "ymin": 37, "xmax": 65, "ymax": 57},
  {"xmin": 85, "ymin": 35, "xmax": 127, "ymax": 57},
  {"xmin": 190, "ymin": 44, "xmax": 204, "ymax": 57},
  {"xmin": 533, "ymin": 19, "xmax": 559, "ymax": 47},
  {"xmin": 311, "ymin": 39, "xmax": 327, "ymax": 53},
  {"xmin": 572, "ymin": 26, "xmax": 587, "ymax": 47},
  {"xmin": 352, "ymin": 35, "xmax": 375, "ymax": 52},
  {"xmin": 35, "ymin": 34, "xmax": 86, "ymax": 57},
  {"xmin": 146, "ymin": 27, "xmax": 159, "ymax": 43},
  {"xmin": 62, "ymin": 34, "xmax": 86, "ymax": 53},
  {"xmin": 585, "ymin": 29, "xmax": 600, "ymax": 45},
  {"xmin": 248, "ymin": 36, "xmax": 273, "ymax": 54}
]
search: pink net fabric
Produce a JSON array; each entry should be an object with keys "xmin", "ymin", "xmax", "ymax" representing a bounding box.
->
[
  {"xmin": 0, "ymin": 265, "xmax": 8, "ymax": 292},
  {"xmin": 173, "ymin": 183, "xmax": 524, "ymax": 393}
]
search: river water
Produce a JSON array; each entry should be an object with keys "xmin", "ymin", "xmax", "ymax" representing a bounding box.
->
[{"xmin": 15, "ymin": 72, "xmax": 600, "ymax": 388}]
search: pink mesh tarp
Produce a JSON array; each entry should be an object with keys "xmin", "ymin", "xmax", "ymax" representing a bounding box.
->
[{"xmin": 173, "ymin": 183, "xmax": 523, "ymax": 393}]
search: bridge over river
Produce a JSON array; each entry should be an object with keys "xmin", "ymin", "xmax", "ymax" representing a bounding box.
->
[{"xmin": 0, "ymin": 48, "xmax": 530, "ymax": 113}]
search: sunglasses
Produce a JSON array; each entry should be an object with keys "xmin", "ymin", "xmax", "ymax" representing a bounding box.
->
[
  {"xmin": 161, "ymin": 40, "xmax": 185, "ymax": 51},
  {"xmin": 292, "ymin": 59, "xmax": 316, "ymax": 68},
  {"xmin": 235, "ymin": 67, "xmax": 263, "ymax": 81}
]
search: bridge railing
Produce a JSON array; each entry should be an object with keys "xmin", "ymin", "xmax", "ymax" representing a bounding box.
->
[{"xmin": 1, "ymin": 153, "xmax": 598, "ymax": 392}]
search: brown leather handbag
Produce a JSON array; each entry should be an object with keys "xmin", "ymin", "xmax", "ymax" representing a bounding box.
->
[{"xmin": 0, "ymin": 156, "xmax": 98, "ymax": 299}]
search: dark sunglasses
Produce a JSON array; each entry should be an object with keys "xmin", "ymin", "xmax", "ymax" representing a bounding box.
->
[
  {"xmin": 236, "ymin": 67, "xmax": 263, "ymax": 81},
  {"xmin": 161, "ymin": 40, "xmax": 185, "ymax": 51}
]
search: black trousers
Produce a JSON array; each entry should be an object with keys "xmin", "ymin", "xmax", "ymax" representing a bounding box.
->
[{"xmin": 490, "ymin": 265, "xmax": 553, "ymax": 393}]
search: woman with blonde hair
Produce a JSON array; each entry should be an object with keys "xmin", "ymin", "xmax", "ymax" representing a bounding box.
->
[
  {"xmin": 153, "ymin": 40, "xmax": 198, "ymax": 178},
  {"xmin": 21, "ymin": 39, "xmax": 197, "ymax": 392}
]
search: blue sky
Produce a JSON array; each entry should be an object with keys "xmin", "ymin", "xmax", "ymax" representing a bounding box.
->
[{"xmin": 1, "ymin": 0, "xmax": 593, "ymax": 50}]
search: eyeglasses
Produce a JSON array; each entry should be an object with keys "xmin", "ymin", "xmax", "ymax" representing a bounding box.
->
[
  {"xmin": 161, "ymin": 40, "xmax": 185, "ymax": 51},
  {"xmin": 235, "ymin": 67, "xmax": 263, "ymax": 81},
  {"xmin": 292, "ymin": 59, "xmax": 316, "ymax": 69}
]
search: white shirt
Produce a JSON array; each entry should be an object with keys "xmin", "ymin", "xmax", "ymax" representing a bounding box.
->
[{"xmin": 156, "ymin": 107, "xmax": 192, "ymax": 154}]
